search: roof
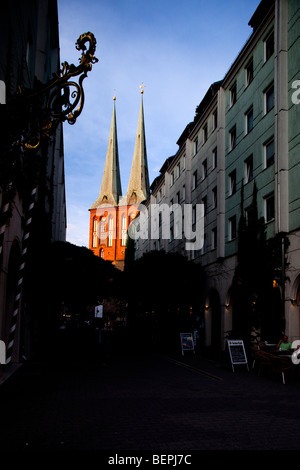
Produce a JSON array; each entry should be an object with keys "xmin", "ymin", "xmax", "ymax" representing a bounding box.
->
[{"xmin": 248, "ymin": 0, "xmax": 274, "ymax": 31}]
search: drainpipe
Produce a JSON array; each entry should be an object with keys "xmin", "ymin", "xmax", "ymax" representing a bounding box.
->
[
  {"xmin": 276, "ymin": 0, "xmax": 286, "ymax": 332},
  {"xmin": 276, "ymin": 0, "xmax": 280, "ymax": 235}
]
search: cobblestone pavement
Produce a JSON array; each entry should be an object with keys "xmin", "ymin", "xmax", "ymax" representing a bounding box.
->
[{"xmin": 1, "ymin": 345, "xmax": 300, "ymax": 457}]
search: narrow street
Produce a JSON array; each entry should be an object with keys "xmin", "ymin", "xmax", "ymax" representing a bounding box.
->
[{"xmin": 1, "ymin": 335, "xmax": 300, "ymax": 455}]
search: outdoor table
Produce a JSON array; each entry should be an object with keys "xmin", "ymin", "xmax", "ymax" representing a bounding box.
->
[{"xmin": 274, "ymin": 349, "xmax": 293, "ymax": 356}]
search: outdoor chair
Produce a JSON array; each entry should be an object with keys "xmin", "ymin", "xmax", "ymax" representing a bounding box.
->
[
  {"xmin": 250, "ymin": 347, "xmax": 258, "ymax": 369},
  {"xmin": 253, "ymin": 350, "xmax": 273, "ymax": 377},
  {"xmin": 270, "ymin": 355, "xmax": 293, "ymax": 385}
]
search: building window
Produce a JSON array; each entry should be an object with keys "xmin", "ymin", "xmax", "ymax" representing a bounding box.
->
[
  {"xmin": 192, "ymin": 170, "xmax": 197, "ymax": 190},
  {"xmin": 176, "ymin": 191, "xmax": 180, "ymax": 204},
  {"xmin": 202, "ymin": 159, "xmax": 207, "ymax": 180},
  {"xmin": 182, "ymin": 155, "xmax": 186, "ymax": 170},
  {"xmin": 108, "ymin": 216, "xmax": 113, "ymax": 247},
  {"xmin": 245, "ymin": 155, "xmax": 253, "ymax": 183},
  {"xmin": 212, "ymin": 147, "xmax": 217, "ymax": 169},
  {"xmin": 211, "ymin": 227, "xmax": 217, "ymax": 250},
  {"xmin": 174, "ymin": 220, "xmax": 180, "ymax": 239},
  {"xmin": 229, "ymin": 125, "xmax": 236, "ymax": 150},
  {"xmin": 229, "ymin": 170, "xmax": 236, "ymax": 195},
  {"xmin": 176, "ymin": 163, "xmax": 180, "ymax": 179},
  {"xmin": 201, "ymin": 234, "xmax": 207, "ymax": 254},
  {"xmin": 265, "ymin": 30, "xmax": 274, "ymax": 62},
  {"xmin": 100, "ymin": 217, "xmax": 106, "ymax": 244},
  {"xmin": 182, "ymin": 184, "xmax": 186, "ymax": 201},
  {"xmin": 170, "ymin": 171, "xmax": 174, "ymax": 187},
  {"xmin": 265, "ymin": 84, "xmax": 274, "ymax": 114},
  {"xmin": 265, "ymin": 138, "xmax": 275, "ymax": 168},
  {"xmin": 213, "ymin": 109, "xmax": 217, "ymax": 130},
  {"xmin": 212, "ymin": 186, "xmax": 217, "ymax": 208},
  {"xmin": 230, "ymin": 82, "xmax": 237, "ymax": 107},
  {"xmin": 25, "ymin": 29, "xmax": 34, "ymax": 69},
  {"xmin": 202, "ymin": 196, "xmax": 207, "ymax": 216},
  {"xmin": 92, "ymin": 217, "xmax": 98, "ymax": 248},
  {"xmin": 121, "ymin": 214, "xmax": 127, "ymax": 246},
  {"xmin": 245, "ymin": 106, "xmax": 253, "ymax": 133},
  {"xmin": 265, "ymin": 193, "xmax": 275, "ymax": 222},
  {"xmin": 26, "ymin": 41, "xmax": 31, "ymax": 66},
  {"xmin": 192, "ymin": 205, "xmax": 196, "ymax": 225},
  {"xmin": 159, "ymin": 211, "xmax": 162, "ymax": 227},
  {"xmin": 194, "ymin": 137, "xmax": 198, "ymax": 156},
  {"xmin": 245, "ymin": 58, "xmax": 253, "ymax": 86},
  {"xmin": 229, "ymin": 215, "xmax": 237, "ymax": 240},
  {"xmin": 203, "ymin": 123, "xmax": 208, "ymax": 143},
  {"xmin": 244, "ymin": 207, "xmax": 251, "ymax": 225}
]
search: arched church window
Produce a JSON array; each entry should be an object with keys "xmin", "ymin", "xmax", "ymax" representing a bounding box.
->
[
  {"xmin": 121, "ymin": 214, "xmax": 127, "ymax": 246},
  {"xmin": 92, "ymin": 217, "xmax": 98, "ymax": 247},
  {"xmin": 100, "ymin": 217, "xmax": 106, "ymax": 244},
  {"xmin": 108, "ymin": 216, "xmax": 114, "ymax": 247}
]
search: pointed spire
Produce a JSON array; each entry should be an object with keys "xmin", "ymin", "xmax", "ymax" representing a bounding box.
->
[
  {"xmin": 90, "ymin": 96, "xmax": 122, "ymax": 208},
  {"xmin": 121, "ymin": 85, "xmax": 150, "ymax": 205}
]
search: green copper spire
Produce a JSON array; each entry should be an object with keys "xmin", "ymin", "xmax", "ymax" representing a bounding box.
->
[
  {"xmin": 90, "ymin": 96, "xmax": 122, "ymax": 208},
  {"xmin": 120, "ymin": 86, "xmax": 150, "ymax": 205}
]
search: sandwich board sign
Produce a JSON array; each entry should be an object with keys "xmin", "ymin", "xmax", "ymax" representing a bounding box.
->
[
  {"xmin": 227, "ymin": 339, "xmax": 249, "ymax": 372},
  {"xmin": 180, "ymin": 333, "xmax": 195, "ymax": 355}
]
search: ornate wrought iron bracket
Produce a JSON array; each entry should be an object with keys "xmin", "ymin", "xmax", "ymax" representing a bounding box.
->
[{"xmin": 13, "ymin": 32, "xmax": 98, "ymax": 150}]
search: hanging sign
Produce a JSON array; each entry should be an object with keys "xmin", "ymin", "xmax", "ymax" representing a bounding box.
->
[
  {"xmin": 180, "ymin": 333, "xmax": 195, "ymax": 355},
  {"xmin": 227, "ymin": 339, "xmax": 249, "ymax": 372},
  {"xmin": 95, "ymin": 305, "xmax": 103, "ymax": 318}
]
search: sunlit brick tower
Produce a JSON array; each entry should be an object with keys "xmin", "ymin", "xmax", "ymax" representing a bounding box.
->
[{"xmin": 89, "ymin": 87, "xmax": 150, "ymax": 270}]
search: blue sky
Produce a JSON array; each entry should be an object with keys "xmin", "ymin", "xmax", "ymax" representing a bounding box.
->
[{"xmin": 57, "ymin": 0, "xmax": 261, "ymax": 247}]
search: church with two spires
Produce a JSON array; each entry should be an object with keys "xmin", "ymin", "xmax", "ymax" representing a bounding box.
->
[{"xmin": 89, "ymin": 87, "xmax": 150, "ymax": 270}]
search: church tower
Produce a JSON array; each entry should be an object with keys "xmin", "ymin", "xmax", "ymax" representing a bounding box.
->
[
  {"xmin": 119, "ymin": 85, "xmax": 150, "ymax": 206},
  {"xmin": 89, "ymin": 87, "xmax": 150, "ymax": 270},
  {"xmin": 90, "ymin": 95, "xmax": 122, "ymax": 208}
]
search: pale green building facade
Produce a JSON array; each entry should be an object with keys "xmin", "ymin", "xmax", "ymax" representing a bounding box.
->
[
  {"xmin": 223, "ymin": 0, "xmax": 300, "ymax": 344},
  {"xmin": 135, "ymin": 0, "xmax": 300, "ymax": 352}
]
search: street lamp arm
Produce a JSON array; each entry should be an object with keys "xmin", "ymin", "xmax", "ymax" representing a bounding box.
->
[{"xmin": 13, "ymin": 32, "xmax": 99, "ymax": 150}]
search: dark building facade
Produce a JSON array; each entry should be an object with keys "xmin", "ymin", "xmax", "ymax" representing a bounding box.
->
[{"xmin": 0, "ymin": 0, "xmax": 66, "ymax": 368}]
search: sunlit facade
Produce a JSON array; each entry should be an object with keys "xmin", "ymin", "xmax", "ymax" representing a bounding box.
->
[
  {"xmin": 135, "ymin": 0, "xmax": 300, "ymax": 352},
  {"xmin": 89, "ymin": 92, "xmax": 150, "ymax": 271}
]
